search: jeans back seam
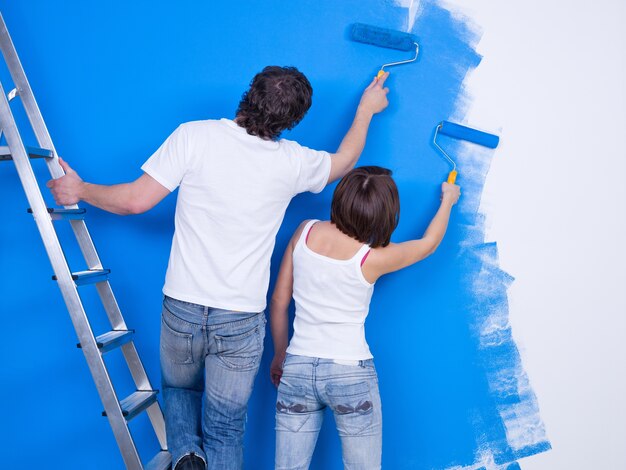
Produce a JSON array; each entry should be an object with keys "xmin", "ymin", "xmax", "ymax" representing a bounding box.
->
[{"xmin": 311, "ymin": 365, "xmax": 324, "ymax": 403}]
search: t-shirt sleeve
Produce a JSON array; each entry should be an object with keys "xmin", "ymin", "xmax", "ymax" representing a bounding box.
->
[
  {"xmin": 141, "ymin": 125, "xmax": 190, "ymax": 191},
  {"xmin": 292, "ymin": 143, "xmax": 332, "ymax": 195}
]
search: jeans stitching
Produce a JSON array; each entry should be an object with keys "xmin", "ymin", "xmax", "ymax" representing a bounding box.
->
[
  {"xmin": 163, "ymin": 303, "xmax": 203, "ymax": 326},
  {"xmin": 164, "ymin": 297, "xmax": 265, "ymax": 328},
  {"xmin": 215, "ymin": 323, "xmax": 264, "ymax": 370},
  {"xmin": 215, "ymin": 325, "xmax": 259, "ymax": 342},
  {"xmin": 207, "ymin": 312, "xmax": 264, "ymax": 330},
  {"xmin": 161, "ymin": 315, "xmax": 193, "ymax": 365},
  {"xmin": 326, "ymin": 381, "xmax": 370, "ymax": 397}
]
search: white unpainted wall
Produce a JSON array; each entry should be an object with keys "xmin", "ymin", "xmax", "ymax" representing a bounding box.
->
[{"xmin": 405, "ymin": 0, "xmax": 626, "ymax": 468}]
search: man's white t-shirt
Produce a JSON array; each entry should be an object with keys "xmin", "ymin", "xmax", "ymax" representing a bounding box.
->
[{"xmin": 141, "ymin": 118, "xmax": 331, "ymax": 312}]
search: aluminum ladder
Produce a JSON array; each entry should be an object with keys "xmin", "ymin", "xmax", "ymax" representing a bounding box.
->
[{"xmin": 0, "ymin": 12, "xmax": 171, "ymax": 470}]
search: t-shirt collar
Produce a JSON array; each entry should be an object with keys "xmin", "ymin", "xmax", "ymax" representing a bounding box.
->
[{"xmin": 221, "ymin": 118, "xmax": 281, "ymax": 148}]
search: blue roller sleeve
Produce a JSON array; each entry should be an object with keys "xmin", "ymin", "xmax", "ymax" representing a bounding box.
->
[
  {"xmin": 439, "ymin": 121, "xmax": 500, "ymax": 148},
  {"xmin": 350, "ymin": 23, "xmax": 417, "ymax": 51}
]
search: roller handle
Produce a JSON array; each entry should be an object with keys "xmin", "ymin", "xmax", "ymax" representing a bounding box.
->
[
  {"xmin": 447, "ymin": 170, "xmax": 458, "ymax": 184},
  {"xmin": 377, "ymin": 69, "xmax": 385, "ymax": 79}
]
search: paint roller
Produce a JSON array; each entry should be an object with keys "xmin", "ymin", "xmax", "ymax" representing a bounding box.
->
[
  {"xmin": 349, "ymin": 23, "xmax": 419, "ymax": 78},
  {"xmin": 433, "ymin": 121, "xmax": 500, "ymax": 184}
]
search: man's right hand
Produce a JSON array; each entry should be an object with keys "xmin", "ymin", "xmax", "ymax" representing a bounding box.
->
[
  {"xmin": 47, "ymin": 158, "xmax": 85, "ymax": 206},
  {"xmin": 358, "ymin": 72, "xmax": 390, "ymax": 115},
  {"xmin": 327, "ymin": 72, "xmax": 391, "ymax": 183}
]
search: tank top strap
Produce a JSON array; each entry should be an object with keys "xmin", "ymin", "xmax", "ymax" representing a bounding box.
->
[
  {"xmin": 296, "ymin": 219, "xmax": 319, "ymax": 249},
  {"xmin": 353, "ymin": 244, "xmax": 371, "ymax": 265}
]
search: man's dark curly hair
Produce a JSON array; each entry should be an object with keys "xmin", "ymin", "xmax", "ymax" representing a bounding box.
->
[{"xmin": 235, "ymin": 66, "xmax": 313, "ymax": 140}]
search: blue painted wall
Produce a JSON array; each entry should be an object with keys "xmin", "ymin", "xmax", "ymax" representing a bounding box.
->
[{"xmin": 0, "ymin": 1, "xmax": 548, "ymax": 468}]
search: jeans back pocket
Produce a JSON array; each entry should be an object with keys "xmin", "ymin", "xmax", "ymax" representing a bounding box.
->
[
  {"xmin": 326, "ymin": 381, "xmax": 374, "ymax": 436},
  {"xmin": 276, "ymin": 381, "xmax": 310, "ymax": 433},
  {"xmin": 161, "ymin": 312, "xmax": 194, "ymax": 365},
  {"xmin": 215, "ymin": 316, "xmax": 264, "ymax": 370}
]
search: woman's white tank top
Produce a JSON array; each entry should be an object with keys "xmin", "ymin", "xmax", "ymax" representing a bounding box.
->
[{"xmin": 286, "ymin": 220, "xmax": 375, "ymax": 360}]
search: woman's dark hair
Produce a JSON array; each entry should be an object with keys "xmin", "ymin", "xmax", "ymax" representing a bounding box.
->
[
  {"xmin": 331, "ymin": 166, "xmax": 400, "ymax": 248},
  {"xmin": 235, "ymin": 66, "xmax": 313, "ymax": 140}
]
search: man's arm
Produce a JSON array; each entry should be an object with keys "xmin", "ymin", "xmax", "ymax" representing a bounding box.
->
[
  {"xmin": 47, "ymin": 158, "xmax": 170, "ymax": 215},
  {"xmin": 327, "ymin": 72, "xmax": 390, "ymax": 183}
]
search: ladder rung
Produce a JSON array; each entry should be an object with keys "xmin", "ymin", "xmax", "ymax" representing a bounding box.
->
[
  {"xmin": 0, "ymin": 145, "xmax": 53, "ymax": 161},
  {"xmin": 27, "ymin": 207, "xmax": 86, "ymax": 220},
  {"xmin": 145, "ymin": 451, "xmax": 172, "ymax": 470},
  {"xmin": 103, "ymin": 390, "xmax": 158, "ymax": 421},
  {"xmin": 77, "ymin": 329, "xmax": 134, "ymax": 354},
  {"xmin": 52, "ymin": 269, "xmax": 110, "ymax": 285}
]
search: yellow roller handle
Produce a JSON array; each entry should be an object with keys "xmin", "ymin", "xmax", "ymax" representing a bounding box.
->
[
  {"xmin": 377, "ymin": 69, "xmax": 385, "ymax": 79},
  {"xmin": 447, "ymin": 170, "xmax": 458, "ymax": 184}
]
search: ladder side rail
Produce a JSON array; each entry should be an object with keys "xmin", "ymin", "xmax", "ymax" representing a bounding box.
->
[
  {"xmin": 0, "ymin": 15, "xmax": 111, "ymax": 275},
  {"xmin": 91, "ymin": 257, "xmax": 169, "ymax": 453},
  {"xmin": 68, "ymin": 219, "xmax": 107, "ymax": 268},
  {"xmin": 95, "ymin": 280, "xmax": 129, "ymax": 330},
  {"xmin": 0, "ymin": 82, "xmax": 144, "ymax": 470},
  {"xmin": 0, "ymin": 16, "xmax": 145, "ymax": 347},
  {"xmin": 97, "ymin": 278, "xmax": 169, "ymax": 446},
  {"xmin": 122, "ymin": 341, "xmax": 168, "ymax": 450},
  {"xmin": 146, "ymin": 402, "xmax": 168, "ymax": 451},
  {"xmin": 91, "ymin": 256, "xmax": 168, "ymax": 449},
  {"xmin": 98, "ymin": 281, "xmax": 161, "ymax": 397},
  {"xmin": 1, "ymin": 16, "xmax": 168, "ymax": 463},
  {"xmin": 70, "ymin": 219, "xmax": 139, "ymax": 331},
  {"xmin": 0, "ymin": 13, "xmax": 63, "ymax": 179},
  {"xmin": 0, "ymin": 15, "xmax": 108, "ymax": 263}
]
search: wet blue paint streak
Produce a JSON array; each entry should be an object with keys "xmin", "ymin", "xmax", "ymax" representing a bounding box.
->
[
  {"xmin": 404, "ymin": 3, "xmax": 551, "ymax": 467},
  {"xmin": 0, "ymin": 0, "xmax": 549, "ymax": 468}
]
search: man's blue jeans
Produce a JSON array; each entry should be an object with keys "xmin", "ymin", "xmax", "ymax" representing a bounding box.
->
[
  {"xmin": 160, "ymin": 295, "xmax": 266, "ymax": 469},
  {"xmin": 275, "ymin": 354, "xmax": 382, "ymax": 470}
]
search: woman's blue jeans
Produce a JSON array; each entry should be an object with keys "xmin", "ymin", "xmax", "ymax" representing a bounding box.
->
[
  {"xmin": 160, "ymin": 295, "xmax": 266, "ymax": 469},
  {"xmin": 275, "ymin": 354, "xmax": 382, "ymax": 470}
]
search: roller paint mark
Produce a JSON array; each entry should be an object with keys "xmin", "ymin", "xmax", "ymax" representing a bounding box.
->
[{"xmin": 391, "ymin": 1, "xmax": 551, "ymax": 468}]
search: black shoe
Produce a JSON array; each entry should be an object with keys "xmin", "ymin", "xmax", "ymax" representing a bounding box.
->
[{"xmin": 174, "ymin": 453, "xmax": 206, "ymax": 470}]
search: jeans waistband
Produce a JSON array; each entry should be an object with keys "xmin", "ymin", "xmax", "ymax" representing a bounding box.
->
[
  {"xmin": 163, "ymin": 295, "xmax": 262, "ymax": 326},
  {"xmin": 332, "ymin": 359, "xmax": 361, "ymax": 366},
  {"xmin": 285, "ymin": 353, "xmax": 374, "ymax": 368}
]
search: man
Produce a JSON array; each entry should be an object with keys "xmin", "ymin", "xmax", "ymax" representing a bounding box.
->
[{"xmin": 48, "ymin": 65, "xmax": 389, "ymax": 470}]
